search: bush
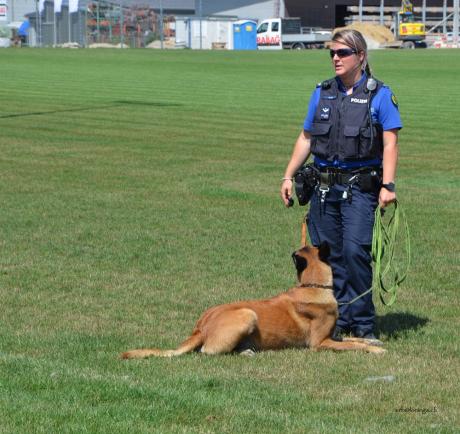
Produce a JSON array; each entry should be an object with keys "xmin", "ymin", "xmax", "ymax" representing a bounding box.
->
[{"xmin": 0, "ymin": 25, "xmax": 12, "ymax": 38}]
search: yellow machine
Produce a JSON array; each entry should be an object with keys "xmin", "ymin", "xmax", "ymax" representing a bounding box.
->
[{"xmin": 398, "ymin": 0, "xmax": 426, "ymax": 48}]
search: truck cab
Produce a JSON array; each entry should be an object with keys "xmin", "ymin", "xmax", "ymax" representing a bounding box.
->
[
  {"xmin": 256, "ymin": 18, "xmax": 282, "ymax": 49},
  {"xmin": 256, "ymin": 18, "xmax": 330, "ymax": 50}
]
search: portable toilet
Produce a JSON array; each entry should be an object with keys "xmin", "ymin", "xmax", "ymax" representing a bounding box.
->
[{"xmin": 233, "ymin": 20, "xmax": 257, "ymax": 50}]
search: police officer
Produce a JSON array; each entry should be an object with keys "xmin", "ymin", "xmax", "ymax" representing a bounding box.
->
[{"xmin": 280, "ymin": 30, "xmax": 402, "ymax": 342}]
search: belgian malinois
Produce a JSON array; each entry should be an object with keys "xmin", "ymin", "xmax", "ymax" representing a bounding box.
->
[{"xmin": 121, "ymin": 230, "xmax": 384, "ymax": 358}]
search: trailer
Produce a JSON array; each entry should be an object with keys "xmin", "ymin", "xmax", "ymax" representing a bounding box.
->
[{"xmin": 256, "ymin": 18, "xmax": 331, "ymax": 50}]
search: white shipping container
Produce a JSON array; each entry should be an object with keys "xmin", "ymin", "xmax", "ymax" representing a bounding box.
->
[{"xmin": 175, "ymin": 17, "xmax": 236, "ymax": 49}]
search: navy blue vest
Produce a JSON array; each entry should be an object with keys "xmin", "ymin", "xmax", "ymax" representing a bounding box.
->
[{"xmin": 310, "ymin": 77, "xmax": 384, "ymax": 162}]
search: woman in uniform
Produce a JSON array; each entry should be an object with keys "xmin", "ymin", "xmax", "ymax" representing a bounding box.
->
[{"xmin": 280, "ymin": 30, "xmax": 402, "ymax": 341}]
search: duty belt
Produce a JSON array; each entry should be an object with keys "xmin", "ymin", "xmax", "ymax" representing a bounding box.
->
[
  {"xmin": 319, "ymin": 170, "xmax": 356, "ymax": 186},
  {"xmin": 316, "ymin": 166, "xmax": 382, "ymax": 205},
  {"xmin": 317, "ymin": 166, "xmax": 380, "ymax": 187}
]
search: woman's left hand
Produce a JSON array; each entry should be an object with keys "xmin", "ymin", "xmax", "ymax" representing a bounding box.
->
[{"xmin": 379, "ymin": 188, "xmax": 396, "ymax": 208}]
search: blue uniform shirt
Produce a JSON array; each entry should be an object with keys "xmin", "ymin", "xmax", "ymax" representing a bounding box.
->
[{"xmin": 303, "ymin": 73, "xmax": 402, "ymax": 169}]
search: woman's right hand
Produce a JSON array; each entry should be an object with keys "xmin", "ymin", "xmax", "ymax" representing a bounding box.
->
[
  {"xmin": 281, "ymin": 130, "xmax": 311, "ymax": 207},
  {"xmin": 280, "ymin": 179, "xmax": 293, "ymax": 207}
]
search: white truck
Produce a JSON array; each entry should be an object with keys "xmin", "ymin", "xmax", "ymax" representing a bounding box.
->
[{"xmin": 256, "ymin": 18, "xmax": 331, "ymax": 50}]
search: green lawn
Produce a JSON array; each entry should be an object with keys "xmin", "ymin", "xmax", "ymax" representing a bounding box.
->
[{"xmin": 0, "ymin": 48, "xmax": 459, "ymax": 433}]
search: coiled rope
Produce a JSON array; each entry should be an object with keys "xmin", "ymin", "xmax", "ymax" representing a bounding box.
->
[
  {"xmin": 371, "ymin": 199, "xmax": 411, "ymax": 306},
  {"xmin": 338, "ymin": 200, "xmax": 411, "ymax": 307}
]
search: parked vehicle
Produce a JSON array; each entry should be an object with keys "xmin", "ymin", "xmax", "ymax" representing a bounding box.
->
[
  {"xmin": 396, "ymin": 0, "xmax": 426, "ymax": 48},
  {"xmin": 256, "ymin": 18, "xmax": 331, "ymax": 50}
]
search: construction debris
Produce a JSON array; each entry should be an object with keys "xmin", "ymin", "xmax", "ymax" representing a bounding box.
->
[
  {"xmin": 146, "ymin": 38, "xmax": 177, "ymax": 49},
  {"xmin": 59, "ymin": 42, "xmax": 81, "ymax": 49},
  {"xmin": 88, "ymin": 43, "xmax": 130, "ymax": 49},
  {"xmin": 333, "ymin": 23, "xmax": 396, "ymax": 49}
]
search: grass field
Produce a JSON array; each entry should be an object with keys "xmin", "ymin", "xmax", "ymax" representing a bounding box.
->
[{"xmin": 0, "ymin": 48, "xmax": 459, "ymax": 433}]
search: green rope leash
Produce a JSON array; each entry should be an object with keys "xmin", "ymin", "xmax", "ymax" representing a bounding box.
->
[
  {"xmin": 338, "ymin": 199, "xmax": 411, "ymax": 307},
  {"xmin": 371, "ymin": 199, "xmax": 411, "ymax": 306}
]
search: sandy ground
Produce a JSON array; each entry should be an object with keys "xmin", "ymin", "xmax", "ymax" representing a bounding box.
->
[{"xmin": 333, "ymin": 23, "xmax": 396, "ymax": 49}]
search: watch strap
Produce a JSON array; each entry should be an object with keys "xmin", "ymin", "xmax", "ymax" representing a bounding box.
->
[{"xmin": 382, "ymin": 182, "xmax": 395, "ymax": 192}]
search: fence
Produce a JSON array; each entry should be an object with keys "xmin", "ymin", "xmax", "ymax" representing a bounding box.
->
[{"xmin": 28, "ymin": 0, "xmax": 174, "ymax": 48}]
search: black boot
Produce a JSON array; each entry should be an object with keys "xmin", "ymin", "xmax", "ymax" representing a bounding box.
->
[
  {"xmin": 353, "ymin": 330, "xmax": 383, "ymax": 346},
  {"xmin": 331, "ymin": 326, "xmax": 348, "ymax": 342}
]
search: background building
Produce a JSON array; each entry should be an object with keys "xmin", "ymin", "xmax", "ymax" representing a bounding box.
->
[
  {"xmin": 196, "ymin": 0, "xmax": 452, "ymax": 30},
  {"xmin": 1, "ymin": 0, "xmax": 456, "ymax": 47},
  {"xmin": 1, "ymin": 0, "xmax": 35, "ymax": 25},
  {"xmin": 286, "ymin": 0, "xmax": 451, "ymax": 29},
  {"xmin": 195, "ymin": 0, "xmax": 284, "ymax": 22}
]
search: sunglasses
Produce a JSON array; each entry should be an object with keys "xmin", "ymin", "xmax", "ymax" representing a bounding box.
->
[{"xmin": 329, "ymin": 48, "xmax": 357, "ymax": 59}]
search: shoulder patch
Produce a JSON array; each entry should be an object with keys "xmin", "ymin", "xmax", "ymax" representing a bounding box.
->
[{"xmin": 391, "ymin": 94, "xmax": 398, "ymax": 107}]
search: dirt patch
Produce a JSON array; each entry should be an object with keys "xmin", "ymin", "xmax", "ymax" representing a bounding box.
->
[
  {"xmin": 333, "ymin": 23, "xmax": 395, "ymax": 49},
  {"xmin": 146, "ymin": 38, "xmax": 177, "ymax": 49},
  {"xmin": 88, "ymin": 43, "xmax": 129, "ymax": 49}
]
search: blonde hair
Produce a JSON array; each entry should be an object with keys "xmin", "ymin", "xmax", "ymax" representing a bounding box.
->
[{"xmin": 332, "ymin": 29, "xmax": 372, "ymax": 76}]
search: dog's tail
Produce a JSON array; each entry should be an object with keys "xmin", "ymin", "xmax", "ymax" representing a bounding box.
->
[{"xmin": 121, "ymin": 331, "xmax": 203, "ymax": 359}]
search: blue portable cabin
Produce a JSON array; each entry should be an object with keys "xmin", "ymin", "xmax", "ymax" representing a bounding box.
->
[{"xmin": 233, "ymin": 20, "xmax": 257, "ymax": 50}]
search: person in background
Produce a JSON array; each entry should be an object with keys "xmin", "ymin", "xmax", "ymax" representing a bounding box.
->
[{"xmin": 17, "ymin": 17, "xmax": 30, "ymax": 46}]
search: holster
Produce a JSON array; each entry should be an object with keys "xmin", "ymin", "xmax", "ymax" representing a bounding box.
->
[
  {"xmin": 294, "ymin": 164, "xmax": 320, "ymax": 206},
  {"xmin": 357, "ymin": 169, "xmax": 382, "ymax": 192}
]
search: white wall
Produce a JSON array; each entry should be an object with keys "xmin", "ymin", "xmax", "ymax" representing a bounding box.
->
[
  {"xmin": 176, "ymin": 18, "xmax": 235, "ymax": 49},
  {"xmin": 6, "ymin": 0, "xmax": 36, "ymax": 23},
  {"xmin": 195, "ymin": 0, "xmax": 286, "ymax": 22}
]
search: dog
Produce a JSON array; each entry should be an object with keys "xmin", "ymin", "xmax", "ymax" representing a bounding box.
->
[{"xmin": 122, "ymin": 225, "xmax": 385, "ymax": 359}]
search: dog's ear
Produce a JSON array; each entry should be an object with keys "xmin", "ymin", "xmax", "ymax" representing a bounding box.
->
[
  {"xmin": 318, "ymin": 241, "xmax": 330, "ymax": 263},
  {"xmin": 292, "ymin": 252, "xmax": 308, "ymax": 273}
]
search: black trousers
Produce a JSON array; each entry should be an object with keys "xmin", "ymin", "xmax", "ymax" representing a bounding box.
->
[{"xmin": 307, "ymin": 183, "xmax": 378, "ymax": 335}]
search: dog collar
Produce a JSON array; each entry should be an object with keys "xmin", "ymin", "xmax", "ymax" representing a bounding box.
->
[{"xmin": 300, "ymin": 283, "xmax": 333, "ymax": 289}]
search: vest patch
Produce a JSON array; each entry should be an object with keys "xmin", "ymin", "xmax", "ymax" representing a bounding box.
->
[
  {"xmin": 320, "ymin": 107, "xmax": 330, "ymax": 120},
  {"xmin": 350, "ymin": 97, "xmax": 368, "ymax": 104}
]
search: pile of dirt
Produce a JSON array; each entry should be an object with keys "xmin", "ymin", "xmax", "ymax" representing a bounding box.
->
[
  {"xmin": 88, "ymin": 43, "xmax": 129, "ymax": 49},
  {"xmin": 146, "ymin": 38, "xmax": 177, "ymax": 49},
  {"xmin": 333, "ymin": 23, "xmax": 395, "ymax": 49},
  {"xmin": 59, "ymin": 42, "xmax": 81, "ymax": 49}
]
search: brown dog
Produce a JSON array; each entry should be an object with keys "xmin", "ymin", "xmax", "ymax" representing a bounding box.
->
[{"xmin": 121, "ymin": 239, "xmax": 384, "ymax": 359}]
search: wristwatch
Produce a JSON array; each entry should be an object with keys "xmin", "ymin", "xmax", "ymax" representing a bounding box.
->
[{"xmin": 382, "ymin": 182, "xmax": 396, "ymax": 192}]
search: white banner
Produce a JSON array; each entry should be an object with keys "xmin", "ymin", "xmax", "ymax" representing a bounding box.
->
[
  {"xmin": 68, "ymin": 0, "xmax": 78, "ymax": 13},
  {"xmin": 54, "ymin": 0, "xmax": 62, "ymax": 13},
  {"xmin": 38, "ymin": 0, "xmax": 45, "ymax": 13},
  {"xmin": 0, "ymin": 1, "xmax": 7, "ymax": 22}
]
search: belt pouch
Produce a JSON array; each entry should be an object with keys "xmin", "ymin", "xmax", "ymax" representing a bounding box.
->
[{"xmin": 359, "ymin": 170, "xmax": 381, "ymax": 192}]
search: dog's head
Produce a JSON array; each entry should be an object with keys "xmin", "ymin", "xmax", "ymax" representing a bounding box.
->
[{"xmin": 291, "ymin": 241, "xmax": 332, "ymax": 287}]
